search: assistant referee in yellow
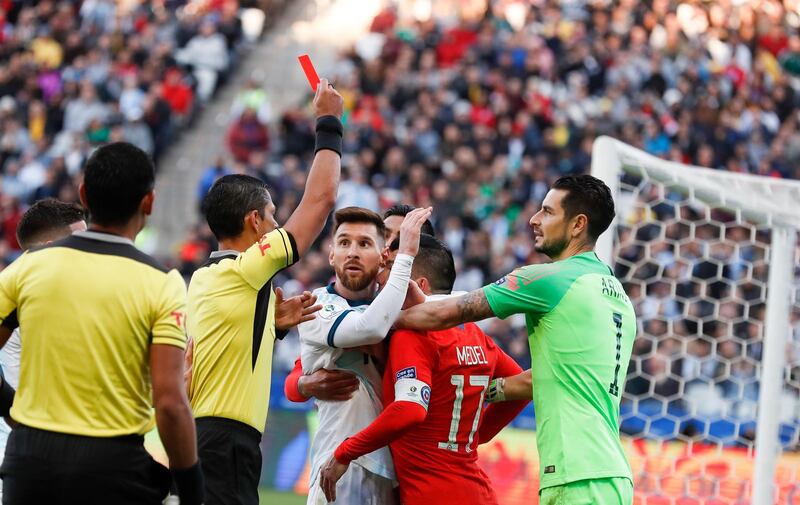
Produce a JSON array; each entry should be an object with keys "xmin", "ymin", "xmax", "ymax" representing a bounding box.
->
[
  {"xmin": 187, "ymin": 79, "xmax": 343, "ymax": 505},
  {"xmin": 0, "ymin": 142, "xmax": 203, "ymax": 505}
]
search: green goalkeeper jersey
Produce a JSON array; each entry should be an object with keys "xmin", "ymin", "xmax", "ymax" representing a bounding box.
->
[{"xmin": 484, "ymin": 251, "xmax": 635, "ymax": 490}]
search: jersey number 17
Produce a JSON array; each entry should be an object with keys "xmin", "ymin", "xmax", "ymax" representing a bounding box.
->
[{"xmin": 438, "ymin": 375, "xmax": 490, "ymax": 454}]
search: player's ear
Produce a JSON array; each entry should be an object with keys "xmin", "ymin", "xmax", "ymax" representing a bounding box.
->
[
  {"xmin": 572, "ymin": 213, "xmax": 588, "ymax": 239},
  {"xmin": 140, "ymin": 190, "xmax": 155, "ymax": 216},
  {"xmin": 328, "ymin": 244, "xmax": 335, "ymax": 266},
  {"xmin": 78, "ymin": 183, "xmax": 88, "ymax": 209},
  {"xmin": 245, "ymin": 210, "xmax": 259, "ymax": 235},
  {"xmin": 380, "ymin": 247, "xmax": 389, "ymax": 268},
  {"xmin": 417, "ymin": 277, "xmax": 430, "ymax": 295}
]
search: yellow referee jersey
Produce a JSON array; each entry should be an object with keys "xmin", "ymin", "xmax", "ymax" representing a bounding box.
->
[
  {"xmin": 188, "ymin": 227, "xmax": 298, "ymax": 432},
  {"xmin": 0, "ymin": 231, "xmax": 187, "ymax": 437}
]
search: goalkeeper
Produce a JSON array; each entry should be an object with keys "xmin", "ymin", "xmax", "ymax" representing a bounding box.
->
[{"xmin": 397, "ymin": 175, "xmax": 636, "ymax": 505}]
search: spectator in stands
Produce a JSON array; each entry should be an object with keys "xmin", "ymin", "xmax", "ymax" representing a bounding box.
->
[
  {"xmin": 231, "ymin": 78, "xmax": 270, "ymax": 124},
  {"xmin": 336, "ymin": 166, "xmax": 379, "ymax": 211},
  {"xmin": 176, "ymin": 18, "xmax": 229, "ymax": 101},
  {"xmin": 197, "ymin": 157, "xmax": 233, "ymax": 204},
  {"xmin": 63, "ymin": 82, "xmax": 109, "ymax": 133},
  {"xmin": 161, "ymin": 68, "xmax": 195, "ymax": 120},
  {"xmin": 226, "ymin": 108, "xmax": 269, "ymax": 163}
]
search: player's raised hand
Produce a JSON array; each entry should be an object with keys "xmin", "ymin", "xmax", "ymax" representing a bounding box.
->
[
  {"xmin": 275, "ymin": 288, "xmax": 322, "ymax": 331},
  {"xmin": 313, "ymin": 78, "xmax": 343, "ymax": 119},
  {"xmin": 319, "ymin": 454, "xmax": 349, "ymax": 502},
  {"xmin": 398, "ymin": 207, "xmax": 433, "ymax": 257},
  {"xmin": 298, "ymin": 368, "xmax": 360, "ymax": 401}
]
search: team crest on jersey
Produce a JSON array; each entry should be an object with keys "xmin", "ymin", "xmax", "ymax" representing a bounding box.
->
[
  {"xmin": 421, "ymin": 385, "xmax": 431, "ymax": 406},
  {"xmin": 396, "ymin": 366, "xmax": 416, "ymax": 380},
  {"xmin": 319, "ymin": 304, "xmax": 338, "ymax": 320}
]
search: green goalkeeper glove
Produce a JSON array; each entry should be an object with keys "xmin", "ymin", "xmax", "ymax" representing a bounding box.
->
[{"xmin": 485, "ymin": 377, "xmax": 505, "ymax": 403}]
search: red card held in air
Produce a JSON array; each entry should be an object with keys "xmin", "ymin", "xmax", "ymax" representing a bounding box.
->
[{"xmin": 298, "ymin": 54, "xmax": 321, "ymax": 91}]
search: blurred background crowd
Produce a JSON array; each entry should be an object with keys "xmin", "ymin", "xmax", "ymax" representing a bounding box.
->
[
  {"xmin": 2, "ymin": 0, "xmax": 800, "ymax": 444},
  {"xmin": 0, "ymin": 0, "xmax": 284, "ymax": 260}
]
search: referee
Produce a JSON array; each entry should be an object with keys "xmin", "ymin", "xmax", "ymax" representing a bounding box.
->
[
  {"xmin": 187, "ymin": 78, "xmax": 343, "ymax": 505},
  {"xmin": 0, "ymin": 143, "xmax": 203, "ymax": 505},
  {"xmin": 0, "ymin": 199, "xmax": 87, "ymax": 501}
]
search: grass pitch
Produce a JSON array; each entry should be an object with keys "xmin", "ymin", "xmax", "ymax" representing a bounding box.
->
[{"xmin": 259, "ymin": 488, "xmax": 306, "ymax": 504}]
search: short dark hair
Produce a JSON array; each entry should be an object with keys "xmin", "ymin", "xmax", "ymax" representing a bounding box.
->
[
  {"xmin": 83, "ymin": 142, "xmax": 155, "ymax": 226},
  {"xmin": 383, "ymin": 204, "xmax": 435, "ymax": 236},
  {"xmin": 391, "ymin": 234, "xmax": 455, "ymax": 294},
  {"xmin": 551, "ymin": 174, "xmax": 615, "ymax": 242},
  {"xmin": 17, "ymin": 199, "xmax": 86, "ymax": 250},
  {"xmin": 202, "ymin": 174, "xmax": 272, "ymax": 241},
  {"xmin": 334, "ymin": 207, "xmax": 386, "ymax": 239},
  {"xmin": 383, "ymin": 204, "xmax": 415, "ymax": 219}
]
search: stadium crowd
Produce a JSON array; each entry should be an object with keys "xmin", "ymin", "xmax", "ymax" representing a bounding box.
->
[
  {"xmin": 177, "ymin": 0, "xmax": 800, "ymax": 435},
  {"xmin": 0, "ymin": 0, "xmax": 286, "ymax": 262},
  {"xmin": 2, "ymin": 0, "xmax": 800, "ymax": 442}
]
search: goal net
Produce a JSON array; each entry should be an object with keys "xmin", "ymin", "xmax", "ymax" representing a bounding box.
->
[{"xmin": 591, "ymin": 136, "xmax": 800, "ymax": 505}]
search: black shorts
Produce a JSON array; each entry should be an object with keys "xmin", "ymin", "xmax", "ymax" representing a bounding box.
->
[
  {"xmin": 0, "ymin": 424, "xmax": 171, "ymax": 505},
  {"xmin": 197, "ymin": 417, "xmax": 262, "ymax": 505}
]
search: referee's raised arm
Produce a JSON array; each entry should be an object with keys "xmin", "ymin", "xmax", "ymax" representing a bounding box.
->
[{"xmin": 283, "ymin": 78, "xmax": 344, "ymax": 256}]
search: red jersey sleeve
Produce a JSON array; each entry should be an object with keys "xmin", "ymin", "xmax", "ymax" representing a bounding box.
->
[
  {"xmin": 477, "ymin": 341, "xmax": 529, "ymax": 444},
  {"xmin": 388, "ymin": 329, "xmax": 435, "ymax": 389},
  {"xmin": 335, "ymin": 401, "xmax": 427, "ymax": 463},
  {"xmin": 283, "ymin": 357, "xmax": 307, "ymax": 403},
  {"xmin": 334, "ymin": 330, "xmax": 435, "ymax": 463}
]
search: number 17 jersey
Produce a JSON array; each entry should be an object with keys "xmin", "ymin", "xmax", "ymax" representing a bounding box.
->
[{"xmin": 385, "ymin": 321, "xmax": 522, "ymax": 505}]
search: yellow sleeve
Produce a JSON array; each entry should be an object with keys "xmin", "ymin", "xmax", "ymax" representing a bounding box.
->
[
  {"xmin": 0, "ymin": 256, "xmax": 23, "ymax": 330},
  {"xmin": 236, "ymin": 228, "xmax": 298, "ymax": 290},
  {"xmin": 151, "ymin": 269, "xmax": 188, "ymax": 349}
]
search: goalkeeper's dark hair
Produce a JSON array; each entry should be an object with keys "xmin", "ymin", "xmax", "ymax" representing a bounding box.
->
[
  {"xmin": 17, "ymin": 198, "xmax": 86, "ymax": 250},
  {"xmin": 390, "ymin": 234, "xmax": 455, "ymax": 294},
  {"xmin": 552, "ymin": 174, "xmax": 615, "ymax": 242},
  {"xmin": 202, "ymin": 174, "xmax": 272, "ymax": 240},
  {"xmin": 383, "ymin": 204, "xmax": 435, "ymax": 236}
]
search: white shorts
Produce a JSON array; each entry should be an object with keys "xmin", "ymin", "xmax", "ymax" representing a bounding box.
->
[{"xmin": 307, "ymin": 464, "xmax": 396, "ymax": 505}]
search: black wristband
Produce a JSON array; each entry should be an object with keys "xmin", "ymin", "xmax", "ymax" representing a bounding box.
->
[
  {"xmin": 314, "ymin": 115, "xmax": 343, "ymax": 156},
  {"xmin": 172, "ymin": 462, "xmax": 205, "ymax": 505},
  {"xmin": 0, "ymin": 378, "xmax": 14, "ymax": 418}
]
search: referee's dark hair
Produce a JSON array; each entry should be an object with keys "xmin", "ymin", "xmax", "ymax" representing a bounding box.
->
[
  {"xmin": 552, "ymin": 174, "xmax": 616, "ymax": 243},
  {"xmin": 82, "ymin": 142, "xmax": 155, "ymax": 227},
  {"xmin": 16, "ymin": 199, "xmax": 86, "ymax": 250},
  {"xmin": 202, "ymin": 174, "xmax": 271, "ymax": 241},
  {"xmin": 383, "ymin": 204, "xmax": 435, "ymax": 236},
  {"xmin": 390, "ymin": 234, "xmax": 455, "ymax": 294}
]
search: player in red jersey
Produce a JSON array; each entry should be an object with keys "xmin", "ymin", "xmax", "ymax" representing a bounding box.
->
[{"xmin": 319, "ymin": 235, "xmax": 529, "ymax": 504}]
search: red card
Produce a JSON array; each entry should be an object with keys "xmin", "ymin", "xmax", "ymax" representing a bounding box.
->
[{"xmin": 298, "ymin": 54, "xmax": 321, "ymax": 91}]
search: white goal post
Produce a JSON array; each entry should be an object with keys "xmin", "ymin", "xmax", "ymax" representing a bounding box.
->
[{"xmin": 591, "ymin": 136, "xmax": 800, "ymax": 505}]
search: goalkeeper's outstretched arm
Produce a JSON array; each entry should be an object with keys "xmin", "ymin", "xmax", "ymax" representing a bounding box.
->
[
  {"xmin": 486, "ymin": 369, "xmax": 533, "ymax": 403},
  {"xmin": 396, "ymin": 288, "xmax": 495, "ymax": 331}
]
